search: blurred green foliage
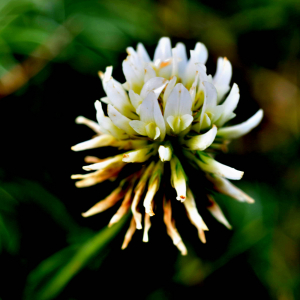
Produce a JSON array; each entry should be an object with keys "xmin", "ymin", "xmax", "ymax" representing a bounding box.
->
[{"xmin": 0, "ymin": 0, "xmax": 300, "ymax": 299}]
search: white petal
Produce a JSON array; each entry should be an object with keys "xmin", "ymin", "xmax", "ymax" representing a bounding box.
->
[
  {"xmin": 143, "ymin": 213, "xmax": 152, "ymax": 242},
  {"xmin": 83, "ymin": 154, "xmax": 124, "ymax": 171},
  {"xmin": 106, "ymin": 80, "xmax": 137, "ymax": 119},
  {"xmin": 199, "ymin": 81, "xmax": 218, "ymax": 130},
  {"xmin": 100, "ymin": 96, "xmax": 111, "ymax": 104},
  {"xmin": 158, "ymin": 144, "xmax": 172, "ymax": 162},
  {"xmin": 189, "ymin": 73, "xmax": 199, "ymax": 104},
  {"xmin": 170, "ymin": 156, "xmax": 187, "ymax": 201},
  {"xmin": 202, "ymin": 113, "xmax": 212, "ymax": 129},
  {"xmin": 203, "ymin": 81, "xmax": 218, "ymax": 109},
  {"xmin": 94, "ymin": 101, "xmax": 129, "ymax": 139},
  {"xmin": 71, "ymin": 135, "xmax": 115, "ymax": 151},
  {"xmin": 154, "ymin": 37, "xmax": 172, "ymax": 63},
  {"xmin": 216, "ymin": 83, "xmax": 240, "ymax": 127},
  {"xmin": 175, "ymin": 42, "xmax": 187, "ymax": 79},
  {"xmin": 221, "ymin": 83, "xmax": 240, "ymax": 115},
  {"xmin": 188, "ymin": 64, "xmax": 209, "ymax": 109},
  {"xmin": 171, "ymin": 48, "xmax": 179, "ymax": 77},
  {"xmin": 116, "ymin": 139, "xmax": 149, "ymax": 150},
  {"xmin": 217, "ymin": 109, "xmax": 263, "ymax": 139},
  {"xmin": 153, "ymin": 126, "xmax": 161, "ymax": 140},
  {"xmin": 184, "ymin": 125, "xmax": 217, "ymax": 150},
  {"xmin": 122, "ymin": 146, "xmax": 156, "ymax": 163},
  {"xmin": 131, "ymin": 162, "xmax": 155, "ymax": 229},
  {"xmin": 154, "ymin": 37, "xmax": 173, "ymax": 79},
  {"xmin": 144, "ymin": 64, "xmax": 156, "ymax": 82},
  {"xmin": 139, "ymin": 92, "xmax": 157, "ymax": 123},
  {"xmin": 180, "ymin": 114, "xmax": 194, "ymax": 131},
  {"xmin": 164, "ymin": 83, "xmax": 193, "ymax": 135},
  {"xmin": 95, "ymin": 99, "xmax": 105, "ymax": 120},
  {"xmin": 129, "ymin": 120, "xmax": 147, "ymax": 136},
  {"xmin": 195, "ymin": 63, "xmax": 209, "ymax": 82},
  {"xmin": 197, "ymin": 153, "xmax": 244, "ymax": 180},
  {"xmin": 129, "ymin": 90, "xmax": 143, "ymax": 110},
  {"xmin": 122, "ymin": 54, "xmax": 144, "ymax": 94},
  {"xmin": 206, "ymin": 174, "xmax": 255, "ymax": 203},
  {"xmin": 140, "ymin": 77, "xmax": 168, "ymax": 99},
  {"xmin": 99, "ymin": 66, "xmax": 112, "ymax": 93},
  {"xmin": 163, "ymin": 76, "xmax": 177, "ymax": 109},
  {"xmin": 164, "ymin": 83, "xmax": 192, "ymax": 120},
  {"xmin": 145, "ymin": 122, "xmax": 159, "ymax": 140},
  {"xmin": 75, "ymin": 116, "xmax": 101, "ymax": 134},
  {"xmin": 184, "ymin": 189, "xmax": 208, "ymax": 243},
  {"xmin": 137, "ymin": 42, "xmax": 151, "ymax": 62},
  {"xmin": 193, "ymin": 42, "xmax": 208, "ymax": 64},
  {"xmin": 139, "ymin": 92, "xmax": 166, "ymax": 140},
  {"xmin": 213, "ymin": 57, "xmax": 232, "ymax": 103},
  {"xmin": 107, "ymin": 105, "xmax": 137, "ymax": 136},
  {"xmin": 144, "ymin": 176, "xmax": 160, "ymax": 217},
  {"xmin": 193, "ymin": 111, "xmax": 212, "ymax": 133},
  {"xmin": 182, "ymin": 43, "xmax": 208, "ymax": 87},
  {"xmin": 122, "ymin": 81, "xmax": 130, "ymax": 91},
  {"xmin": 167, "ymin": 115, "xmax": 176, "ymax": 131},
  {"xmin": 153, "ymin": 97, "xmax": 166, "ymax": 140}
]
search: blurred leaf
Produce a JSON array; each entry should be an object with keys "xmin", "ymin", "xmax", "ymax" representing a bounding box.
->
[
  {"xmin": 24, "ymin": 214, "xmax": 128, "ymax": 300},
  {"xmin": 0, "ymin": 186, "xmax": 19, "ymax": 253},
  {"xmin": 1, "ymin": 179, "xmax": 80, "ymax": 235},
  {"xmin": 174, "ymin": 218, "xmax": 269, "ymax": 285},
  {"xmin": 229, "ymin": 5, "xmax": 287, "ymax": 33},
  {"xmin": 174, "ymin": 183, "xmax": 274, "ymax": 285}
]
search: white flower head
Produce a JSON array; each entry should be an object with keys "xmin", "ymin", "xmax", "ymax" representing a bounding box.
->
[{"xmin": 72, "ymin": 37, "xmax": 263, "ymax": 255}]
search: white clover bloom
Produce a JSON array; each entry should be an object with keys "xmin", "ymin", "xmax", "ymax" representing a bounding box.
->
[{"xmin": 71, "ymin": 37, "xmax": 263, "ymax": 255}]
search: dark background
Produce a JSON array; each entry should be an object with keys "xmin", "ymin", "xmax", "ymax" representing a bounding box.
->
[{"xmin": 0, "ymin": 0, "xmax": 300, "ymax": 299}]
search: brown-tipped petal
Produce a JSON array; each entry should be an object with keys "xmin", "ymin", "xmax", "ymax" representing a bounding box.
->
[
  {"xmin": 130, "ymin": 163, "xmax": 155, "ymax": 229},
  {"xmin": 206, "ymin": 174, "xmax": 255, "ymax": 203},
  {"xmin": 121, "ymin": 217, "xmax": 137, "ymax": 250},
  {"xmin": 163, "ymin": 197, "xmax": 188, "ymax": 255},
  {"xmin": 131, "ymin": 187, "xmax": 144, "ymax": 230},
  {"xmin": 183, "ymin": 189, "xmax": 208, "ymax": 244},
  {"xmin": 82, "ymin": 187, "xmax": 125, "ymax": 218},
  {"xmin": 75, "ymin": 116, "xmax": 102, "ymax": 134},
  {"xmin": 176, "ymin": 240, "xmax": 188, "ymax": 256},
  {"xmin": 108, "ymin": 177, "xmax": 137, "ymax": 227},
  {"xmin": 143, "ymin": 180, "xmax": 158, "ymax": 216},
  {"xmin": 170, "ymin": 156, "xmax": 187, "ymax": 202},
  {"xmin": 98, "ymin": 70, "xmax": 104, "ymax": 80},
  {"xmin": 142, "ymin": 213, "xmax": 152, "ymax": 243},
  {"xmin": 84, "ymin": 156, "xmax": 104, "ymax": 164},
  {"xmin": 207, "ymin": 195, "xmax": 232, "ymax": 229},
  {"xmin": 75, "ymin": 177, "xmax": 104, "ymax": 188},
  {"xmin": 143, "ymin": 161, "xmax": 163, "ymax": 215},
  {"xmin": 73, "ymin": 166, "xmax": 124, "ymax": 188}
]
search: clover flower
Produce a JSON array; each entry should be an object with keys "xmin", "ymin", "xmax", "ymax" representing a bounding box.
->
[{"xmin": 71, "ymin": 37, "xmax": 263, "ymax": 255}]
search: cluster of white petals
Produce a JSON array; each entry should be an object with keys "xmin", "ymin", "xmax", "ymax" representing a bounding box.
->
[{"xmin": 72, "ymin": 37, "xmax": 263, "ymax": 255}]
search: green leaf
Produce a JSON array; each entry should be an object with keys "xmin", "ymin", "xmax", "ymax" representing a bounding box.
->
[{"xmin": 0, "ymin": 187, "xmax": 19, "ymax": 253}]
